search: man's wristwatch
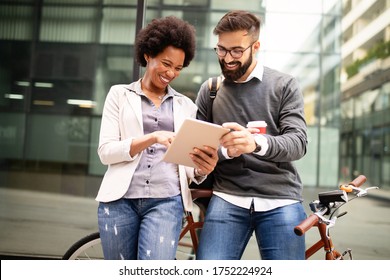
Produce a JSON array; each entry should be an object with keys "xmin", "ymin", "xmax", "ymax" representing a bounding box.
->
[
  {"xmin": 252, "ymin": 134, "xmax": 269, "ymax": 155},
  {"xmin": 253, "ymin": 138, "xmax": 262, "ymax": 153}
]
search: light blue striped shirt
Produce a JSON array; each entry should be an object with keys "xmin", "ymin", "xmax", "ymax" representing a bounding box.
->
[{"xmin": 124, "ymin": 91, "xmax": 180, "ymax": 199}]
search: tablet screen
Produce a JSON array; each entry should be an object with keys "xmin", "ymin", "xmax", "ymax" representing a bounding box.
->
[{"xmin": 162, "ymin": 118, "xmax": 230, "ymax": 168}]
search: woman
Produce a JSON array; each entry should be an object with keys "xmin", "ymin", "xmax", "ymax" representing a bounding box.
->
[{"xmin": 96, "ymin": 16, "xmax": 217, "ymax": 260}]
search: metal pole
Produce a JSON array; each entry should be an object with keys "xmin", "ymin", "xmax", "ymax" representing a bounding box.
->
[{"xmin": 132, "ymin": 0, "xmax": 146, "ymax": 81}]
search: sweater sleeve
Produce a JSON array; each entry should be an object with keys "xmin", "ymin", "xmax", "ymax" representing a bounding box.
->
[{"xmin": 264, "ymin": 76, "xmax": 308, "ymax": 162}]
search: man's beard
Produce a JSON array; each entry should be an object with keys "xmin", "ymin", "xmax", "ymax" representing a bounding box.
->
[{"xmin": 219, "ymin": 54, "xmax": 252, "ymax": 81}]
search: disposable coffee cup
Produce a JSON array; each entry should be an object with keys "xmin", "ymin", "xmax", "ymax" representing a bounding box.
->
[{"xmin": 247, "ymin": 121, "xmax": 267, "ymax": 134}]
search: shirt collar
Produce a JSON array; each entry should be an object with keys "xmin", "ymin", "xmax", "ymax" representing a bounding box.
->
[
  {"xmin": 233, "ymin": 61, "xmax": 264, "ymax": 83},
  {"xmin": 134, "ymin": 79, "xmax": 175, "ymax": 98},
  {"xmin": 244, "ymin": 61, "xmax": 263, "ymax": 83}
]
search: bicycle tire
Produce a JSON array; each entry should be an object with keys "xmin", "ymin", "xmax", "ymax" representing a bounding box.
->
[{"xmin": 62, "ymin": 232, "xmax": 103, "ymax": 260}]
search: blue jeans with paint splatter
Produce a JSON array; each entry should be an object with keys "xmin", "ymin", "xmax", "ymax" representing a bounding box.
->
[{"xmin": 98, "ymin": 194, "xmax": 183, "ymax": 260}]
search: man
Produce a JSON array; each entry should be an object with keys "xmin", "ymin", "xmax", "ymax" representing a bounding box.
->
[{"xmin": 196, "ymin": 10, "xmax": 308, "ymax": 260}]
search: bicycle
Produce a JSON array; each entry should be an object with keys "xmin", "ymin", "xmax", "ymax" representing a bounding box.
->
[
  {"xmin": 62, "ymin": 175, "xmax": 378, "ymax": 260},
  {"xmin": 294, "ymin": 174, "xmax": 378, "ymax": 260}
]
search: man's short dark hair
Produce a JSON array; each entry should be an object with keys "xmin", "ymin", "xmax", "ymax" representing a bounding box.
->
[{"xmin": 213, "ymin": 10, "xmax": 260, "ymax": 41}]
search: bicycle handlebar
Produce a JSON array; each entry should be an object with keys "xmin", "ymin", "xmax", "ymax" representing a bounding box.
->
[
  {"xmin": 339, "ymin": 175, "xmax": 366, "ymax": 192},
  {"xmin": 349, "ymin": 175, "xmax": 367, "ymax": 187},
  {"xmin": 294, "ymin": 212, "xmax": 320, "ymax": 236},
  {"xmin": 294, "ymin": 175, "xmax": 367, "ymax": 236}
]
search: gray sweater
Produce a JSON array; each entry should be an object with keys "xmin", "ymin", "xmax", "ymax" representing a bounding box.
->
[{"xmin": 196, "ymin": 66, "xmax": 307, "ymax": 201}]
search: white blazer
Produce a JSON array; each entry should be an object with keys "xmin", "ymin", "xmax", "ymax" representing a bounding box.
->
[{"xmin": 95, "ymin": 81, "xmax": 203, "ymax": 211}]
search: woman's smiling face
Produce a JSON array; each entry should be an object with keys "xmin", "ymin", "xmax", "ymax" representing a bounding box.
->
[{"xmin": 144, "ymin": 46, "xmax": 185, "ymax": 91}]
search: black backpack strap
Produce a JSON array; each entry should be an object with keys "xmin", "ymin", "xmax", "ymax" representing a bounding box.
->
[{"xmin": 206, "ymin": 76, "xmax": 221, "ymax": 122}]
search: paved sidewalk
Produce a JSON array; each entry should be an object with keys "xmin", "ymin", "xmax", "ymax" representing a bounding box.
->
[{"xmin": 0, "ymin": 188, "xmax": 98, "ymax": 259}]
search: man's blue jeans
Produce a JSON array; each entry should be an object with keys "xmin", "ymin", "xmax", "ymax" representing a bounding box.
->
[
  {"xmin": 98, "ymin": 194, "xmax": 183, "ymax": 260},
  {"xmin": 196, "ymin": 195, "xmax": 306, "ymax": 260}
]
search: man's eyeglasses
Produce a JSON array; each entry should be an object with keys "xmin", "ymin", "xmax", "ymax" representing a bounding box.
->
[{"xmin": 214, "ymin": 42, "xmax": 255, "ymax": 59}]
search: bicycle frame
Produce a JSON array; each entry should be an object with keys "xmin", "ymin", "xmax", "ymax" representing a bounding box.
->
[
  {"xmin": 303, "ymin": 217, "xmax": 343, "ymax": 260},
  {"xmin": 179, "ymin": 212, "xmax": 203, "ymax": 253},
  {"xmin": 178, "ymin": 189, "xmax": 211, "ymax": 255}
]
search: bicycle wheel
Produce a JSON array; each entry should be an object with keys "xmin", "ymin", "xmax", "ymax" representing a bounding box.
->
[{"xmin": 62, "ymin": 232, "xmax": 103, "ymax": 260}]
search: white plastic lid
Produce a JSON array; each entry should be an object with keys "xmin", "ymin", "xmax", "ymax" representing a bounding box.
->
[{"xmin": 246, "ymin": 121, "xmax": 267, "ymax": 128}]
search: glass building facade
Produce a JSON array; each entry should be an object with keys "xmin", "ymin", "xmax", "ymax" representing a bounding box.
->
[
  {"xmin": 339, "ymin": 0, "xmax": 390, "ymax": 189},
  {"xmin": 0, "ymin": 0, "xmax": 349, "ymax": 258}
]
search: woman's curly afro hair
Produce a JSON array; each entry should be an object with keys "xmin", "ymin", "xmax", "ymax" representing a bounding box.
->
[{"xmin": 135, "ymin": 16, "xmax": 196, "ymax": 68}]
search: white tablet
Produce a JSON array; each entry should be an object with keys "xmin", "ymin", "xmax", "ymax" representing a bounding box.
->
[{"xmin": 162, "ymin": 118, "xmax": 230, "ymax": 168}]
